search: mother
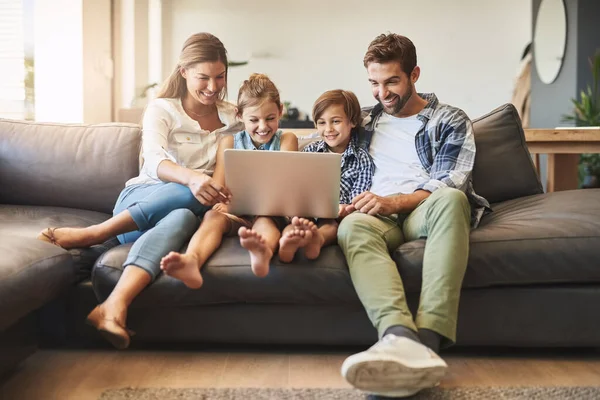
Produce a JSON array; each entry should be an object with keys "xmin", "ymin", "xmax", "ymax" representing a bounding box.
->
[{"xmin": 38, "ymin": 33, "xmax": 242, "ymax": 349}]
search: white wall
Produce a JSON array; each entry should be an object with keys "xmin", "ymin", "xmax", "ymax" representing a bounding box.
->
[
  {"xmin": 34, "ymin": 0, "xmax": 112, "ymax": 123},
  {"xmin": 82, "ymin": 0, "xmax": 112, "ymax": 123},
  {"xmin": 34, "ymin": 0, "xmax": 84, "ymax": 122},
  {"xmin": 162, "ymin": 0, "xmax": 531, "ymax": 119}
]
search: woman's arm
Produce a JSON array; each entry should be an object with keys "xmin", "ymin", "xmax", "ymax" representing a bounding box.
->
[
  {"xmin": 142, "ymin": 102, "xmax": 229, "ymax": 206},
  {"xmin": 280, "ymin": 132, "xmax": 299, "ymax": 151},
  {"xmin": 156, "ymin": 159, "xmax": 230, "ymax": 206}
]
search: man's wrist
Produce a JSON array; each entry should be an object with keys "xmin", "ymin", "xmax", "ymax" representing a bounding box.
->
[{"xmin": 389, "ymin": 195, "xmax": 405, "ymax": 214}]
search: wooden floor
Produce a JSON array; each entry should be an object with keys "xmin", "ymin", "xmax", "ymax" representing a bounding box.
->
[{"xmin": 1, "ymin": 347, "xmax": 600, "ymax": 400}]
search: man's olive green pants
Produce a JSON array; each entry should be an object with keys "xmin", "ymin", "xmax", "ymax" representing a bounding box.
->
[{"xmin": 337, "ymin": 188, "xmax": 471, "ymax": 345}]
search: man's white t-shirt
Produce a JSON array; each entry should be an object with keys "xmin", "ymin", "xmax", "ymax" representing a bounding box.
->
[{"xmin": 368, "ymin": 112, "xmax": 430, "ymax": 196}]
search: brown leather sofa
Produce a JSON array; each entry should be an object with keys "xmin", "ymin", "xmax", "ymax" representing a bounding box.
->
[{"xmin": 1, "ymin": 104, "xmax": 599, "ymax": 375}]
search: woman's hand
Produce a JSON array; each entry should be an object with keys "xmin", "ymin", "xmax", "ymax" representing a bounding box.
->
[{"xmin": 187, "ymin": 172, "xmax": 231, "ymax": 206}]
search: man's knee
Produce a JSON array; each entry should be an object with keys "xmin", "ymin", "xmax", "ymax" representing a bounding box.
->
[
  {"xmin": 427, "ymin": 188, "xmax": 470, "ymax": 218},
  {"xmin": 429, "ymin": 188, "xmax": 468, "ymax": 207},
  {"xmin": 338, "ymin": 212, "xmax": 378, "ymax": 244}
]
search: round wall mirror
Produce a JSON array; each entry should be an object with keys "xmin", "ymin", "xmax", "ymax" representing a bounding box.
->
[{"xmin": 534, "ymin": 0, "xmax": 567, "ymax": 84}]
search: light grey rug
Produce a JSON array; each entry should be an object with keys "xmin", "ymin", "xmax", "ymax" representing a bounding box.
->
[{"xmin": 99, "ymin": 386, "xmax": 600, "ymax": 400}]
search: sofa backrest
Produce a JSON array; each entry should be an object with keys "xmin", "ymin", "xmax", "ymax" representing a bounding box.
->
[
  {"xmin": 471, "ymin": 103, "xmax": 543, "ymax": 204},
  {"xmin": 0, "ymin": 119, "xmax": 141, "ymax": 214}
]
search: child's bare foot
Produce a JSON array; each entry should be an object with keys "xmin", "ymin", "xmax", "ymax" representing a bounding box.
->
[
  {"xmin": 160, "ymin": 252, "xmax": 204, "ymax": 289},
  {"xmin": 296, "ymin": 218, "xmax": 324, "ymax": 260},
  {"xmin": 279, "ymin": 228, "xmax": 312, "ymax": 263},
  {"xmin": 239, "ymin": 227, "xmax": 273, "ymax": 277},
  {"xmin": 37, "ymin": 227, "xmax": 98, "ymax": 249}
]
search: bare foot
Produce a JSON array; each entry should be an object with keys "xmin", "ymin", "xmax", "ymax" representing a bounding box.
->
[
  {"xmin": 296, "ymin": 218, "xmax": 324, "ymax": 260},
  {"xmin": 279, "ymin": 228, "xmax": 311, "ymax": 263},
  {"xmin": 239, "ymin": 227, "xmax": 273, "ymax": 277},
  {"xmin": 37, "ymin": 227, "xmax": 98, "ymax": 249},
  {"xmin": 160, "ymin": 252, "xmax": 204, "ymax": 289}
]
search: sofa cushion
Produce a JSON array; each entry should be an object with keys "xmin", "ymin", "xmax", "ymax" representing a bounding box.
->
[
  {"xmin": 92, "ymin": 238, "xmax": 361, "ymax": 307},
  {"xmin": 394, "ymin": 189, "xmax": 600, "ymax": 292},
  {"xmin": 0, "ymin": 119, "xmax": 141, "ymax": 214},
  {"xmin": 471, "ymin": 103, "xmax": 543, "ymax": 203},
  {"xmin": 0, "ymin": 204, "xmax": 114, "ymax": 330}
]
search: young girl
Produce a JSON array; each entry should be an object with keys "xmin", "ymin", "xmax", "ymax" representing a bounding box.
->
[
  {"xmin": 278, "ymin": 90, "xmax": 374, "ymax": 263},
  {"xmin": 160, "ymin": 73, "xmax": 298, "ymax": 287}
]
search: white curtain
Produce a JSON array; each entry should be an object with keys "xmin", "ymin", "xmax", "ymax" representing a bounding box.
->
[{"xmin": 0, "ymin": 0, "xmax": 26, "ymax": 119}]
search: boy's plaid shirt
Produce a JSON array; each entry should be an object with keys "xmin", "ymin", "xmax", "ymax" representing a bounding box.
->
[
  {"xmin": 359, "ymin": 93, "xmax": 491, "ymax": 227},
  {"xmin": 303, "ymin": 138, "xmax": 374, "ymax": 205}
]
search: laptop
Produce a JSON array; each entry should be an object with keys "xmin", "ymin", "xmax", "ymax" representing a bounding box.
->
[{"xmin": 224, "ymin": 149, "xmax": 341, "ymax": 219}]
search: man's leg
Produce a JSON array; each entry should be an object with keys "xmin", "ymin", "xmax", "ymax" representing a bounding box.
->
[
  {"xmin": 402, "ymin": 187, "xmax": 471, "ymax": 350},
  {"xmin": 337, "ymin": 212, "xmax": 415, "ymax": 336},
  {"xmin": 337, "ymin": 212, "xmax": 449, "ymax": 397}
]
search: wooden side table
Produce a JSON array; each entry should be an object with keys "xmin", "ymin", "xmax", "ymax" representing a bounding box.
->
[{"xmin": 524, "ymin": 129, "xmax": 600, "ymax": 192}]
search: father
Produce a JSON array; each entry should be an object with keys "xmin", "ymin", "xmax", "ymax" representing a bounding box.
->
[{"xmin": 337, "ymin": 33, "xmax": 490, "ymax": 397}]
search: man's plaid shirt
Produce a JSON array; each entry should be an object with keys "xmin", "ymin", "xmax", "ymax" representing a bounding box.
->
[
  {"xmin": 303, "ymin": 137, "xmax": 374, "ymax": 205},
  {"xmin": 360, "ymin": 93, "xmax": 490, "ymax": 227}
]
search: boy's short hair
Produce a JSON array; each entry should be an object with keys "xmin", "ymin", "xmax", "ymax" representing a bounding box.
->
[
  {"xmin": 312, "ymin": 90, "xmax": 362, "ymax": 127},
  {"xmin": 363, "ymin": 33, "xmax": 417, "ymax": 76}
]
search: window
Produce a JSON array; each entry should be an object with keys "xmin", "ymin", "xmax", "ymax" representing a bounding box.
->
[{"xmin": 0, "ymin": 0, "xmax": 34, "ymax": 120}]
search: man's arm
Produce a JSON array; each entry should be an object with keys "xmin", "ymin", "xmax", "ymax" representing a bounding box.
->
[
  {"xmin": 417, "ymin": 109, "xmax": 475, "ymax": 193},
  {"xmin": 346, "ymin": 107, "xmax": 475, "ymax": 216},
  {"xmin": 347, "ymin": 189, "xmax": 430, "ymax": 216}
]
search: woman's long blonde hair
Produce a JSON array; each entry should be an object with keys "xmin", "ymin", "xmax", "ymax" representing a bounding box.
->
[{"xmin": 156, "ymin": 32, "xmax": 228, "ymax": 100}]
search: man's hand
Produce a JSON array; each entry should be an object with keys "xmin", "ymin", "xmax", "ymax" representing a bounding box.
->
[
  {"xmin": 348, "ymin": 191, "xmax": 398, "ymax": 216},
  {"xmin": 187, "ymin": 172, "xmax": 231, "ymax": 206}
]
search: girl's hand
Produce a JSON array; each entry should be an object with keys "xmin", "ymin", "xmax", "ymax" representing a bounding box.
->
[
  {"xmin": 213, "ymin": 203, "xmax": 229, "ymax": 213},
  {"xmin": 187, "ymin": 172, "xmax": 231, "ymax": 206}
]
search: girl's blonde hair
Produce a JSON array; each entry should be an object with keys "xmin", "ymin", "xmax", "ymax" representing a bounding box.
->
[
  {"xmin": 157, "ymin": 32, "xmax": 228, "ymax": 100},
  {"xmin": 236, "ymin": 73, "xmax": 281, "ymax": 116},
  {"xmin": 312, "ymin": 90, "xmax": 362, "ymax": 127}
]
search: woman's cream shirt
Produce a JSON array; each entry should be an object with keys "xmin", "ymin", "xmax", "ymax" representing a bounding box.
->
[{"xmin": 126, "ymin": 98, "xmax": 242, "ymax": 187}]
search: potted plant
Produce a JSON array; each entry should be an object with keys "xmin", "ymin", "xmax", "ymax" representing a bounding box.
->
[{"xmin": 562, "ymin": 50, "xmax": 600, "ymax": 188}]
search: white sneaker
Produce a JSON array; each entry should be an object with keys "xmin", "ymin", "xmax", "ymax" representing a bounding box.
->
[{"xmin": 341, "ymin": 334, "xmax": 447, "ymax": 398}]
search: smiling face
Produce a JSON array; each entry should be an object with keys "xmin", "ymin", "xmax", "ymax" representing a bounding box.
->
[
  {"xmin": 240, "ymin": 100, "xmax": 283, "ymax": 147},
  {"xmin": 316, "ymin": 104, "xmax": 355, "ymax": 154},
  {"xmin": 181, "ymin": 61, "xmax": 226, "ymax": 106},
  {"xmin": 367, "ymin": 61, "xmax": 418, "ymax": 117}
]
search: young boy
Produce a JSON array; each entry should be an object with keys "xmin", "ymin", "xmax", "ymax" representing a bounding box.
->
[{"xmin": 278, "ymin": 90, "xmax": 374, "ymax": 262}]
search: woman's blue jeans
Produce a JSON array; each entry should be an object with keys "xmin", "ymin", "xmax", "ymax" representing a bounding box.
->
[{"xmin": 112, "ymin": 182, "xmax": 210, "ymax": 281}]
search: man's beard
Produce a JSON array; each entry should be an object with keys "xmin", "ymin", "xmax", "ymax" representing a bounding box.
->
[{"xmin": 379, "ymin": 86, "xmax": 413, "ymax": 116}]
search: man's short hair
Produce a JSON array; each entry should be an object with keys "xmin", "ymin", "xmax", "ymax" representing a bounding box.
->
[{"xmin": 363, "ymin": 33, "xmax": 417, "ymax": 76}]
